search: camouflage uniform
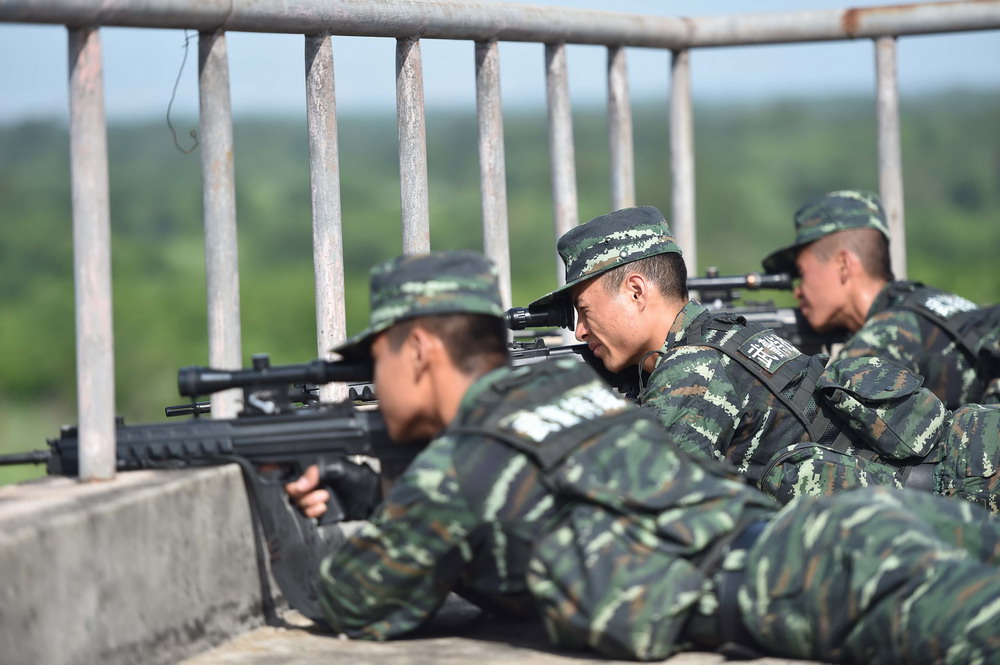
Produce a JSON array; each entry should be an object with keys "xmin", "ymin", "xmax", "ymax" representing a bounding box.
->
[
  {"xmin": 535, "ymin": 207, "xmax": 1000, "ymax": 512},
  {"xmin": 318, "ymin": 250, "xmax": 1000, "ymax": 663},
  {"xmin": 763, "ymin": 189, "xmax": 1000, "ymax": 409}
]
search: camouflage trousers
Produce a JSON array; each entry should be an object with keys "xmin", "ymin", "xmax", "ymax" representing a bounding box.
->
[{"xmin": 740, "ymin": 486, "xmax": 1000, "ymax": 664}]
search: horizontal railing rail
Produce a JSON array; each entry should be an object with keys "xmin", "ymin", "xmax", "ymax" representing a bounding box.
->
[{"xmin": 1, "ymin": 0, "xmax": 999, "ymax": 43}]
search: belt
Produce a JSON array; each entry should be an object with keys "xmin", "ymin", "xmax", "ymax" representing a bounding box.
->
[
  {"xmin": 903, "ymin": 462, "xmax": 937, "ymax": 492},
  {"xmin": 715, "ymin": 520, "xmax": 768, "ymax": 659}
]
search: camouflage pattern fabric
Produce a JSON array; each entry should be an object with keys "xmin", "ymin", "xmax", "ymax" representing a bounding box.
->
[
  {"xmin": 640, "ymin": 300, "xmax": 1000, "ymax": 513},
  {"xmin": 837, "ymin": 280, "xmax": 998, "ymax": 409},
  {"xmin": 530, "ymin": 206, "xmax": 681, "ymax": 307},
  {"xmin": 937, "ymin": 403, "xmax": 1000, "ymax": 514},
  {"xmin": 315, "ymin": 357, "xmax": 1000, "ymax": 663},
  {"xmin": 333, "ymin": 250, "xmax": 504, "ymax": 359},
  {"xmin": 316, "ymin": 357, "xmax": 776, "ymax": 656},
  {"xmin": 762, "ymin": 189, "xmax": 888, "ymax": 275},
  {"xmin": 741, "ymin": 487, "xmax": 1000, "ymax": 664}
]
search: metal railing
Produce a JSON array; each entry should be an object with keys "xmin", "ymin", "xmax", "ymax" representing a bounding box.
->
[{"xmin": 2, "ymin": 0, "xmax": 998, "ymax": 479}]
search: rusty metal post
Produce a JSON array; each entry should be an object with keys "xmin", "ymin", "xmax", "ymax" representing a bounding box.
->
[
  {"xmin": 396, "ymin": 37, "xmax": 430, "ymax": 254},
  {"xmin": 68, "ymin": 26, "xmax": 115, "ymax": 481},
  {"xmin": 670, "ymin": 48, "xmax": 696, "ymax": 273},
  {"xmin": 607, "ymin": 45, "xmax": 635, "ymax": 211},
  {"xmin": 875, "ymin": 35, "xmax": 907, "ymax": 279},
  {"xmin": 198, "ymin": 30, "xmax": 243, "ymax": 419},
  {"xmin": 545, "ymin": 42, "xmax": 578, "ymax": 288},
  {"xmin": 475, "ymin": 39, "xmax": 512, "ymax": 309},
  {"xmin": 305, "ymin": 33, "xmax": 347, "ymax": 401}
]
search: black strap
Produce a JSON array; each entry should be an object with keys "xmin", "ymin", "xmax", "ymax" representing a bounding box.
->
[
  {"xmin": 902, "ymin": 462, "xmax": 937, "ymax": 492},
  {"xmin": 681, "ymin": 312, "xmax": 883, "ymax": 462},
  {"xmin": 681, "ymin": 314, "xmax": 828, "ymax": 441},
  {"xmin": 211, "ymin": 455, "xmax": 281, "ymax": 626},
  {"xmin": 888, "ymin": 281, "xmax": 984, "ymax": 360}
]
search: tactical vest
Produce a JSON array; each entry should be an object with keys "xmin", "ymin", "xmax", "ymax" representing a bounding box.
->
[
  {"xmin": 446, "ymin": 358, "xmax": 769, "ymax": 661},
  {"xmin": 673, "ymin": 312, "xmax": 945, "ymax": 489},
  {"xmin": 674, "ymin": 312, "xmax": 850, "ymax": 453},
  {"xmin": 882, "ymin": 281, "xmax": 1000, "ymax": 401},
  {"xmin": 447, "ymin": 359, "xmax": 641, "ymax": 479}
]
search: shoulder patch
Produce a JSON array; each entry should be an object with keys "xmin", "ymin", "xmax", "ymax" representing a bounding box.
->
[
  {"xmin": 497, "ymin": 379, "xmax": 629, "ymax": 443},
  {"xmin": 738, "ymin": 330, "xmax": 801, "ymax": 373},
  {"xmin": 920, "ymin": 293, "xmax": 978, "ymax": 319}
]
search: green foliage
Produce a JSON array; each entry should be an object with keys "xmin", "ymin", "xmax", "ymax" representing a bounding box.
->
[{"xmin": 0, "ymin": 92, "xmax": 998, "ymax": 468}]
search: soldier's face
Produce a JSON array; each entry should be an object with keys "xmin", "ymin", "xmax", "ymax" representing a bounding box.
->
[
  {"xmin": 571, "ymin": 277, "xmax": 645, "ymax": 373},
  {"xmin": 371, "ymin": 330, "xmax": 435, "ymax": 442},
  {"xmin": 794, "ymin": 244, "xmax": 847, "ymax": 332}
]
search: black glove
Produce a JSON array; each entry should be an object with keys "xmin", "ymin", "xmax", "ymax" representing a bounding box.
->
[{"xmin": 315, "ymin": 456, "xmax": 380, "ymax": 524}]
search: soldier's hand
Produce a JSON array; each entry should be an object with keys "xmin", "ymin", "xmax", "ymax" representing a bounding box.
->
[{"xmin": 285, "ymin": 464, "xmax": 331, "ymax": 519}]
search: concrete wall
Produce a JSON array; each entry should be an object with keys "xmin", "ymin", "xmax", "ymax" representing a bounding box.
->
[{"xmin": 0, "ymin": 466, "xmax": 269, "ymax": 665}]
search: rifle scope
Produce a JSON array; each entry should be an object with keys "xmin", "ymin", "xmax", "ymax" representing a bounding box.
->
[
  {"xmin": 688, "ymin": 271, "xmax": 793, "ymax": 291},
  {"xmin": 505, "ymin": 298, "xmax": 575, "ymax": 331},
  {"xmin": 178, "ymin": 354, "xmax": 373, "ymax": 398}
]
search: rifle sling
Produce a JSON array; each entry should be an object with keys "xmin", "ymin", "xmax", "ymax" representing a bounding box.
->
[{"xmin": 210, "ymin": 455, "xmax": 281, "ymax": 626}]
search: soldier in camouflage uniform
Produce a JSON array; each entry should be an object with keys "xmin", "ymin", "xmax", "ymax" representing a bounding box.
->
[
  {"xmin": 531, "ymin": 206, "xmax": 1000, "ymax": 511},
  {"xmin": 763, "ymin": 189, "xmax": 1000, "ymax": 408},
  {"xmin": 286, "ymin": 249, "xmax": 1000, "ymax": 663}
]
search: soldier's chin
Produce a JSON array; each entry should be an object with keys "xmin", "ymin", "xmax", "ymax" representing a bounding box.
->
[
  {"xmin": 601, "ymin": 356, "xmax": 626, "ymax": 374},
  {"xmin": 805, "ymin": 313, "xmax": 836, "ymax": 333}
]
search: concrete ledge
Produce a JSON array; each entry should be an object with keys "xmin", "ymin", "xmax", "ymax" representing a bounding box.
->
[
  {"xmin": 0, "ymin": 465, "xmax": 268, "ymax": 665},
  {"xmin": 0, "ymin": 467, "xmax": 828, "ymax": 665}
]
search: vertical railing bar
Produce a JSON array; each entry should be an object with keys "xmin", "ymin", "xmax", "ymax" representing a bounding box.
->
[
  {"xmin": 198, "ymin": 30, "xmax": 243, "ymax": 419},
  {"xmin": 607, "ymin": 45, "xmax": 636, "ymax": 211},
  {"xmin": 475, "ymin": 40, "xmax": 512, "ymax": 310},
  {"xmin": 68, "ymin": 26, "xmax": 115, "ymax": 481},
  {"xmin": 545, "ymin": 42, "xmax": 579, "ymax": 288},
  {"xmin": 875, "ymin": 35, "xmax": 907, "ymax": 280},
  {"xmin": 670, "ymin": 48, "xmax": 696, "ymax": 273},
  {"xmin": 396, "ymin": 37, "xmax": 431, "ymax": 254},
  {"xmin": 305, "ymin": 33, "xmax": 347, "ymax": 401}
]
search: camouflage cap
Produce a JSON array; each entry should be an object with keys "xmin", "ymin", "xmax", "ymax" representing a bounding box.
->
[
  {"xmin": 332, "ymin": 250, "xmax": 504, "ymax": 358},
  {"xmin": 762, "ymin": 189, "xmax": 889, "ymax": 274},
  {"xmin": 530, "ymin": 206, "xmax": 682, "ymax": 306}
]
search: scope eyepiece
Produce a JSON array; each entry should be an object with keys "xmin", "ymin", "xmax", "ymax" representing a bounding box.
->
[{"xmin": 505, "ymin": 299, "xmax": 575, "ymax": 331}]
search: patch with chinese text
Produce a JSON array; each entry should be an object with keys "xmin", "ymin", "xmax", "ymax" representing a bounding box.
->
[
  {"xmin": 738, "ymin": 330, "xmax": 801, "ymax": 373},
  {"xmin": 497, "ymin": 380, "xmax": 628, "ymax": 443},
  {"xmin": 921, "ymin": 294, "xmax": 978, "ymax": 319}
]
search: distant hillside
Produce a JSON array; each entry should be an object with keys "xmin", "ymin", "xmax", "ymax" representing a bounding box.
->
[{"xmin": 0, "ymin": 91, "xmax": 997, "ymax": 481}]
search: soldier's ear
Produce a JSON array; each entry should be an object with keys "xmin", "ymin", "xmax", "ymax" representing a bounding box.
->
[
  {"xmin": 835, "ymin": 249, "xmax": 852, "ymax": 282},
  {"xmin": 407, "ymin": 324, "xmax": 443, "ymax": 376},
  {"xmin": 623, "ymin": 273, "xmax": 647, "ymax": 306}
]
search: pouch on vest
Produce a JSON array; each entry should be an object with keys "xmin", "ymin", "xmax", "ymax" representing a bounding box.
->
[
  {"xmin": 760, "ymin": 441, "xmax": 909, "ymax": 503},
  {"xmin": 816, "ymin": 356, "xmax": 947, "ymax": 460}
]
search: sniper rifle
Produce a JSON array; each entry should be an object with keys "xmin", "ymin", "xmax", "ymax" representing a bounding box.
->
[{"xmin": 0, "ymin": 353, "xmax": 418, "ymax": 624}]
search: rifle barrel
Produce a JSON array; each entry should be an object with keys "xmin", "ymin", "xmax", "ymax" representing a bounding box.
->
[{"xmin": 0, "ymin": 450, "xmax": 51, "ymax": 466}]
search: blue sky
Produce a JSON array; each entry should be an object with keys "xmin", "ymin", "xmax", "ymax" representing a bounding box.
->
[{"xmin": 0, "ymin": 0, "xmax": 997, "ymax": 122}]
